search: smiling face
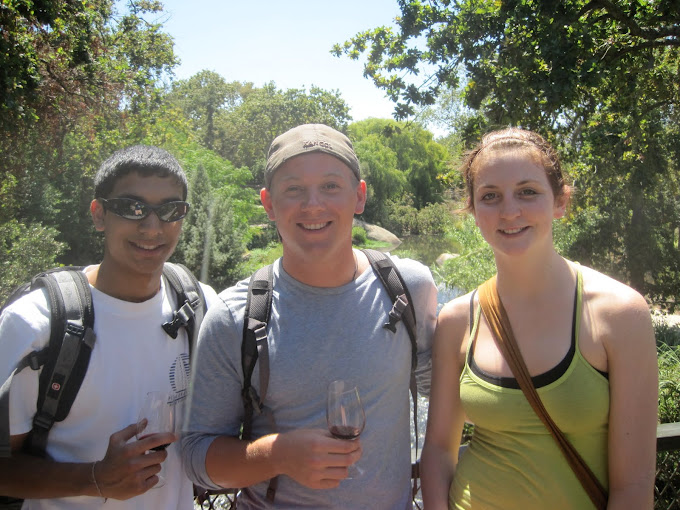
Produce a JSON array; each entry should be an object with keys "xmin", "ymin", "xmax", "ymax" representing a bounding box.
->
[
  {"xmin": 260, "ymin": 152, "xmax": 366, "ymax": 267},
  {"xmin": 472, "ymin": 149, "xmax": 567, "ymax": 258},
  {"xmin": 91, "ymin": 172, "xmax": 185, "ymax": 288}
]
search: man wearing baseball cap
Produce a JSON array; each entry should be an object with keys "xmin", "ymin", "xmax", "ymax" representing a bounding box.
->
[{"xmin": 182, "ymin": 124, "xmax": 437, "ymax": 509}]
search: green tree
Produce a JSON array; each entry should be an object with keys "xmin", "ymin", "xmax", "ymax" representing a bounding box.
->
[
  {"xmin": 0, "ymin": 220, "xmax": 66, "ymax": 302},
  {"xmin": 171, "ymin": 144, "xmax": 258, "ymax": 290},
  {"xmin": 168, "ymin": 71, "xmax": 253, "ymax": 150},
  {"xmin": 1, "ymin": 0, "xmax": 177, "ymax": 178},
  {"xmin": 349, "ymin": 118, "xmax": 448, "ymax": 213},
  {"xmin": 353, "ymin": 134, "xmax": 404, "ymax": 222},
  {"xmin": 215, "ymin": 82, "xmax": 352, "ymax": 183},
  {"xmin": 337, "ymin": 0, "xmax": 680, "ymax": 307},
  {"xmin": 0, "ymin": 0, "xmax": 180, "ymax": 275},
  {"xmin": 335, "ymin": 1, "xmax": 680, "ymax": 124},
  {"xmin": 175, "ymin": 164, "xmax": 212, "ymax": 278}
]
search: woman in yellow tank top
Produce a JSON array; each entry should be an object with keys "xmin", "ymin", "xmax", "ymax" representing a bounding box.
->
[{"xmin": 421, "ymin": 128, "xmax": 658, "ymax": 510}]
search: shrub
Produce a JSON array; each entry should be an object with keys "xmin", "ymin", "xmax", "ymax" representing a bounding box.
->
[
  {"xmin": 433, "ymin": 216, "xmax": 496, "ymax": 294},
  {"xmin": 416, "ymin": 202, "xmax": 455, "ymax": 235},
  {"xmin": 0, "ymin": 220, "xmax": 66, "ymax": 303},
  {"xmin": 655, "ymin": 316, "xmax": 680, "ymax": 424},
  {"xmin": 352, "ymin": 226, "xmax": 367, "ymax": 245},
  {"xmin": 657, "ymin": 343, "xmax": 680, "ymax": 424},
  {"xmin": 653, "ymin": 313, "xmax": 680, "ymax": 348},
  {"xmin": 382, "ymin": 196, "xmax": 454, "ymax": 236}
]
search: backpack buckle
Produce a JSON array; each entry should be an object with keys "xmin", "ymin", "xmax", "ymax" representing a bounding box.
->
[
  {"xmin": 162, "ymin": 302, "xmax": 195, "ymax": 339},
  {"xmin": 32, "ymin": 412, "xmax": 55, "ymax": 431},
  {"xmin": 383, "ymin": 294, "xmax": 409, "ymax": 333},
  {"xmin": 65, "ymin": 322, "xmax": 85, "ymax": 338},
  {"xmin": 253, "ymin": 323, "xmax": 267, "ymax": 343},
  {"xmin": 28, "ymin": 351, "xmax": 43, "ymax": 370}
]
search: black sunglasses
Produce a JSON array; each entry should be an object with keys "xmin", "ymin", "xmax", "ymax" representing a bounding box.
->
[{"xmin": 99, "ymin": 198, "xmax": 190, "ymax": 223}]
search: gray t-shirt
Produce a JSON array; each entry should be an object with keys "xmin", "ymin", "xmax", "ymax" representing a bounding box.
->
[{"xmin": 182, "ymin": 256, "xmax": 437, "ymax": 509}]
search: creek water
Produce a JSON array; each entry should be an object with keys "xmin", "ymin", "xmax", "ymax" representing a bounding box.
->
[
  {"xmin": 390, "ymin": 235, "xmax": 462, "ymax": 501},
  {"xmin": 391, "ymin": 233, "xmax": 462, "ymax": 267},
  {"xmin": 390, "ymin": 234, "xmax": 464, "ymax": 309}
]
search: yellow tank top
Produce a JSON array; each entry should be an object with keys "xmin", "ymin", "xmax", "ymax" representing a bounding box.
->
[{"xmin": 450, "ymin": 269, "xmax": 610, "ymax": 510}]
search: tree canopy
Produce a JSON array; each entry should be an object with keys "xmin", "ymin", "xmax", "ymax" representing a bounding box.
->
[
  {"xmin": 337, "ymin": 0, "xmax": 680, "ymax": 308},
  {"xmin": 335, "ymin": 0, "xmax": 680, "ymax": 124},
  {"xmin": 350, "ymin": 118, "xmax": 447, "ymax": 215}
]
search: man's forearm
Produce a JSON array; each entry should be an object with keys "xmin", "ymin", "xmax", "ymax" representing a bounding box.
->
[
  {"xmin": 0, "ymin": 454, "xmax": 99, "ymax": 499},
  {"xmin": 205, "ymin": 434, "xmax": 280, "ymax": 489}
]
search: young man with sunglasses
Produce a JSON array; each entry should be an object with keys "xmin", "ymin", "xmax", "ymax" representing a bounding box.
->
[{"xmin": 0, "ymin": 145, "xmax": 217, "ymax": 509}]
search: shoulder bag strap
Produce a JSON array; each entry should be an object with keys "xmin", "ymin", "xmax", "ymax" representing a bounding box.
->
[{"xmin": 478, "ymin": 276, "xmax": 607, "ymax": 510}]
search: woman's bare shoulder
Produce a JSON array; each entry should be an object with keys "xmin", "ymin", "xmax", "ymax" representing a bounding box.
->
[
  {"xmin": 577, "ymin": 264, "xmax": 653, "ymax": 344},
  {"xmin": 437, "ymin": 291, "xmax": 476, "ymax": 343},
  {"xmin": 439, "ymin": 291, "xmax": 475, "ymax": 322},
  {"xmin": 578, "ymin": 265, "xmax": 649, "ymax": 313}
]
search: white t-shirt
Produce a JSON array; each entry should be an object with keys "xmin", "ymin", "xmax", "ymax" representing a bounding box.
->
[{"xmin": 0, "ymin": 270, "xmax": 217, "ymax": 510}]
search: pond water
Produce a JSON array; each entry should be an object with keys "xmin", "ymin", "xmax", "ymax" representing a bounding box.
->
[
  {"xmin": 390, "ymin": 234, "xmax": 461, "ymax": 267},
  {"xmin": 389, "ymin": 234, "xmax": 464, "ymax": 308}
]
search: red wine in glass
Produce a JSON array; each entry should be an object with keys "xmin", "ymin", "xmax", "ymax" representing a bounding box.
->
[
  {"xmin": 329, "ymin": 425, "xmax": 362, "ymax": 440},
  {"xmin": 327, "ymin": 380, "xmax": 365, "ymax": 478},
  {"xmin": 136, "ymin": 391, "xmax": 175, "ymax": 488}
]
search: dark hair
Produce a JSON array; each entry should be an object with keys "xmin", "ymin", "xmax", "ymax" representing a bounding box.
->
[
  {"xmin": 460, "ymin": 128, "xmax": 568, "ymax": 212},
  {"xmin": 94, "ymin": 145, "xmax": 188, "ymax": 199}
]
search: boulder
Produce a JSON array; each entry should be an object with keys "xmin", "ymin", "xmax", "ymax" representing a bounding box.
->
[
  {"xmin": 353, "ymin": 219, "xmax": 401, "ymax": 249},
  {"xmin": 435, "ymin": 253, "xmax": 459, "ymax": 267}
]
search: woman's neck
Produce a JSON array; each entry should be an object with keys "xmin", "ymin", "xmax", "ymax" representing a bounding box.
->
[{"xmin": 494, "ymin": 249, "xmax": 572, "ymax": 300}]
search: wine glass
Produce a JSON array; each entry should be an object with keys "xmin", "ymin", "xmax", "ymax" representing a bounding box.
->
[
  {"xmin": 326, "ymin": 380, "xmax": 366, "ymax": 478},
  {"xmin": 136, "ymin": 391, "xmax": 175, "ymax": 488}
]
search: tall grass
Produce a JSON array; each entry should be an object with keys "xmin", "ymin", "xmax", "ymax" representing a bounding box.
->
[{"xmin": 655, "ymin": 315, "xmax": 680, "ymax": 424}]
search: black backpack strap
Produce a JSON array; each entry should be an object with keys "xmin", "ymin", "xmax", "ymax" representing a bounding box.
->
[
  {"xmin": 361, "ymin": 249, "xmax": 417, "ymax": 370},
  {"xmin": 361, "ymin": 249, "xmax": 421, "ymax": 495},
  {"xmin": 28, "ymin": 270, "xmax": 95, "ymax": 457},
  {"xmin": 0, "ymin": 349, "xmax": 49, "ymax": 457},
  {"xmin": 241, "ymin": 264, "xmax": 278, "ymax": 501},
  {"xmin": 241, "ymin": 264, "xmax": 273, "ymax": 438},
  {"xmin": 161, "ymin": 263, "xmax": 206, "ymax": 356},
  {"xmin": 1, "ymin": 268, "xmax": 95, "ymax": 458}
]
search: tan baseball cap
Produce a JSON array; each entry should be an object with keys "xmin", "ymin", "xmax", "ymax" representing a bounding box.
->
[{"xmin": 264, "ymin": 124, "xmax": 361, "ymax": 189}]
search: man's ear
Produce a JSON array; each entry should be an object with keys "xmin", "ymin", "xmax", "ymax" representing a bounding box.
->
[
  {"xmin": 260, "ymin": 188, "xmax": 276, "ymax": 221},
  {"xmin": 354, "ymin": 180, "xmax": 367, "ymax": 215},
  {"xmin": 91, "ymin": 199, "xmax": 106, "ymax": 231}
]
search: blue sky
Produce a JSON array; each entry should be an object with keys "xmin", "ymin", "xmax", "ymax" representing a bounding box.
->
[{"xmin": 156, "ymin": 0, "xmax": 403, "ymax": 121}]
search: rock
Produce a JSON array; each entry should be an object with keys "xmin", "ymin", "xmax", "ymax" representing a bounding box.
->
[
  {"xmin": 435, "ymin": 253, "xmax": 458, "ymax": 267},
  {"xmin": 353, "ymin": 219, "xmax": 401, "ymax": 249}
]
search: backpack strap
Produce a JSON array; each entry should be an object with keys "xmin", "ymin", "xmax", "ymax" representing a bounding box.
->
[
  {"xmin": 0, "ymin": 349, "xmax": 49, "ymax": 457},
  {"xmin": 0, "ymin": 269, "xmax": 96, "ymax": 459},
  {"xmin": 161, "ymin": 262, "xmax": 206, "ymax": 356},
  {"xmin": 361, "ymin": 249, "xmax": 418, "ymax": 369},
  {"xmin": 361, "ymin": 249, "xmax": 421, "ymax": 497},
  {"xmin": 241, "ymin": 264, "xmax": 278, "ymax": 501},
  {"xmin": 1, "ymin": 263, "xmax": 205, "ymax": 461},
  {"xmin": 30, "ymin": 270, "xmax": 96, "ymax": 457},
  {"xmin": 238, "ymin": 253, "xmax": 420, "ymax": 502}
]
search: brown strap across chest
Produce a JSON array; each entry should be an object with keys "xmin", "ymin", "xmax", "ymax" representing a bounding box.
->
[{"xmin": 478, "ymin": 275, "xmax": 608, "ymax": 510}]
